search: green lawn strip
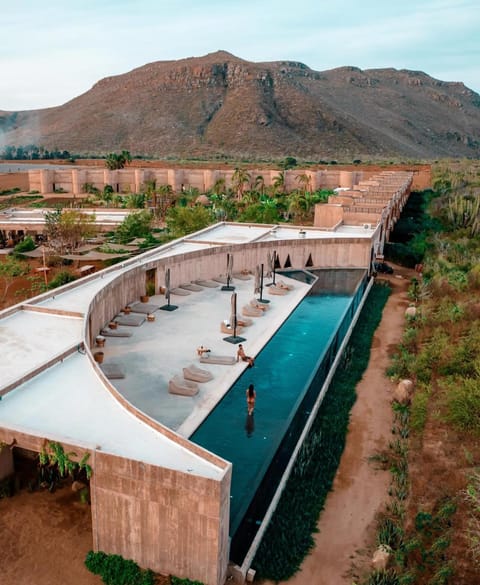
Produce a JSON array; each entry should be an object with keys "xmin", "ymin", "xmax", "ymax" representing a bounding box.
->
[{"xmin": 253, "ymin": 283, "xmax": 391, "ymax": 581}]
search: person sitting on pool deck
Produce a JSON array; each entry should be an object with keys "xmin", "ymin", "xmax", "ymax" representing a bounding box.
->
[{"xmin": 237, "ymin": 344, "xmax": 254, "ymax": 367}]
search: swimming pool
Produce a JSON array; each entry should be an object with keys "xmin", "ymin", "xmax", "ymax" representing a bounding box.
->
[{"xmin": 191, "ymin": 269, "xmax": 367, "ymax": 561}]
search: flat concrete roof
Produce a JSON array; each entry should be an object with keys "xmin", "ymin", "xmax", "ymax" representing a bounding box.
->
[{"xmin": 0, "ymin": 221, "xmax": 373, "ymax": 478}]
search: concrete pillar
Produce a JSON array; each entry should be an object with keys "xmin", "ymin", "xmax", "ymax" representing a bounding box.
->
[
  {"xmin": 134, "ymin": 169, "xmax": 145, "ymax": 193},
  {"xmin": 40, "ymin": 169, "xmax": 54, "ymax": 194},
  {"xmin": 339, "ymin": 171, "xmax": 354, "ymax": 189}
]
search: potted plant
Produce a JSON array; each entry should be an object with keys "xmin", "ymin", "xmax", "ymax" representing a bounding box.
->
[{"xmin": 141, "ymin": 281, "xmax": 156, "ymax": 303}]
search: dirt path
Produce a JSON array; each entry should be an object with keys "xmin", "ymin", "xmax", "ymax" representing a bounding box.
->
[
  {"xmin": 265, "ymin": 269, "xmax": 411, "ymax": 585},
  {"xmin": 0, "ymin": 270, "xmax": 411, "ymax": 585}
]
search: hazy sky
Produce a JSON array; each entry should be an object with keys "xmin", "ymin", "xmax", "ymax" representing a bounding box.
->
[{"xmin": 2, "ymin": 0, "xmax": 479, "ymax": 111}]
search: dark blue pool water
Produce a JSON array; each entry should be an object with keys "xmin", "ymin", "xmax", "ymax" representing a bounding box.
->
[{"xmin": 191, "ymin": 270, "xmax": 367, "ymax": 556}]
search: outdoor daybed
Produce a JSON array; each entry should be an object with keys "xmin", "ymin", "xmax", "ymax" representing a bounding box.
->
[
  {"xmin": 114, "ymin": 313, "xmax": 146, "ymax": 326},
  {"xmin": 183, "ymin": 364, "xmax": 213, "ymax": 383},
  {"xmin": 168, "ymin": 375, "xmax": 199, "ymax": 396},
  {"xmin": 242, "ymin": 305, "xmax": 264, "ymax": 318},
  {"xmin": 128, "ymin": 302, "xmax": 161, "ymax": 314},
  {"xmin": 194, "ymin": 279, "xmax": 219, "ymax": 288},
  {"xmin": 250, "ymin": 298, "xmax": 270, "ymax": 311},
  {"xmin": 268, "ymin": 285, "xmax": 288, "ymax": 296},
  {"xmin": 100, "ymin": 363, "xmax": 126, "ymax": 379},
  {"xmin": 220, "ymin": 322, "xmax": 245, "ymax": 335},
  {"xmin": 199, "ymin": 354, "xmax": 236, "ymax": 365},
  {"xmin": 179, "ymin": 282, "xmax": 203, "ymax": 292},
  {"xmin": 100, "ymin": 328, "xmax": 133, "ymax": 337}
]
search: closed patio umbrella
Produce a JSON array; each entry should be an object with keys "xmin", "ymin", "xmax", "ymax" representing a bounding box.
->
[{"xmin": 160, "ymin": 267, "xmax": 178, "ymax": 311}]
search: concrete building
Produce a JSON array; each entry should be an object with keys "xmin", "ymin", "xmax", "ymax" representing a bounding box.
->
[{"xmin": 0, "ymin": 170, "xmax": 415, "ymax": 584}]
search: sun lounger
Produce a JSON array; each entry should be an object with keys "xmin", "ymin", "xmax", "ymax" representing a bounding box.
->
[
  {"xmin": 237, "ymin": 317, "xmax": 253, "ymax": 327},
  {"xmin": 220, "ymin": 321, "xmax": 244, "ymax": 335},
  {"xmin": 179, "ymin": 282, "xmax": 203, "ymax": 292},
  {"xmin": 199, "ymin": 354, "xmax": 236, "ymax": 365},
  {"xmin": 276, "ymin": 279, "xmax": 294, "ymax": 290},
  {"xmin": 171, "ymin": 288, "xmax": 191, "ymax": 296},
  {"xmin": 113, "ymin": 314, "xmax": 146, "ymax": 326},
  {"xmin": 128, "ymin": 302, "xmax": 161, "ymax": 314},
  {"xmin": 250, "ymin": 298, "xmax": 270, "ymax": 311},
  {"xmin": 100, "ymin": 363, "xmax": 125, "ymax": 379},
  {"xmin": 183, "ymin": 364, "xmax": 213, "ymax": 383},
  {"xmin": 100, "ymin": 328, "xmax": 133, "ymax": 337},
  {"xmin": 268, "ymin": 286, "xmax": 288, "ymax": 296},
  {"xmin": 242, "ymin": 305, "xmax": 264, "ymax": 317},
  {"xmin": 233, "ymin": 272, "xmax": 252, "ymax": 280},
  {"xmin": 212, "ymin": 275, "xmax": 228, "ymax": 284},
  {"xmin": 168, "ymin": 375, "xmax": 199, "ymax": 396},
  {"xmin": 194, "ymin": 279, "xmax": 219, "ymax": 288}
]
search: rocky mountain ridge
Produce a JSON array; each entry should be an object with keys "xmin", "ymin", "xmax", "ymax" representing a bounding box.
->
[{"xmin": 1, "ymin": 50, "xmax": 479, "ymax": 160}]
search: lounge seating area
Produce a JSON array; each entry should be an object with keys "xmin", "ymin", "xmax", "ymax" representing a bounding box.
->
[
  {"xmin": 183, "ymin": 364, "xmax": 213, "ymax": 383},
  {"xmin": 169, "ymin": 375, "xmax": 199, "ymax": 396}
]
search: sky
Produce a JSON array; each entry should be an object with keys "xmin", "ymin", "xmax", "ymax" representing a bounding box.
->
[{"xmin": 1, "ymin": 0, "xmax": 479, "ymax": 111}]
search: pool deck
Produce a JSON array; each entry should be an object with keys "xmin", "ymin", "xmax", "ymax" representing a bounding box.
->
[{"xmin": 101, "ymin": 274, "xmax": 310, "ymax": 438}]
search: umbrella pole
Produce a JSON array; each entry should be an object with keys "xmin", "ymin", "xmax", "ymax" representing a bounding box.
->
[
  {"xmin": 258, "ymin": 263, "xmax": 270, "ymax": 304},
  {"xmin": 273, "ymin": 250, "xmax": 277, "ymax": 286},
  {"xmin": 223, "ymin": 292, "xmax": 245, "ymax": 344}
]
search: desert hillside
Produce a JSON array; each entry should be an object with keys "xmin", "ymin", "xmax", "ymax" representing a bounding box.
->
[{"xmin": 1, "ymin": 50, "xmax": 480, "ymax": 160}]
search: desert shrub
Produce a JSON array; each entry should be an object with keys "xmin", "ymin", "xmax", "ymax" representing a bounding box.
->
[
  {"xmin": 377, "ymin": 517, "xmax": 404, "ymax": 549},
  {"xmin": 47, "ymin": 271, "xmax": 76, "ymax": 289},
  {"xmin": 13, "ymin": 236, "xmax": 36, "ymax": 255},
  {"xmin": 410, "ymin": 383, "xmax": 431, "ymax": 433},
  {"xmin": 440, "ymin": 376, "xmax": 480, "ymax": 434},
  {"xmin": 365, "ymin": 569, "xmax": 400, "ymax": 585},
  {"xmin": 85, "ymin": 551, "xmax": 155, "ymax": 585}
]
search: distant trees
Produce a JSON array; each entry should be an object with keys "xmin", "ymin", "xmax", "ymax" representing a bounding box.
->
[
  {"xmin": 105, "ymin": 151, "xmax": 132, "ymax": 170},
  {"xmin": 114, "ymin": 210, "xmax": 153, "ymax": 243},
  {"xmin": 0, "ymin": 144, "xmax": 72, "ymax": 160},
  {"xmin": 44, "ymin": 209, "xmax": 97, "ymax": 253}
]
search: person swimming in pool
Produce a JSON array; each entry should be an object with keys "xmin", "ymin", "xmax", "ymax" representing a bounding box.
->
[{"xmin": 246, "ymin": 383, "xmax": 256, "ymax": 415}]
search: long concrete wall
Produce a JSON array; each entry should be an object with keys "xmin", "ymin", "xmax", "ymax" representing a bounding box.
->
[
  {"xmin": 86, "ymin": 236, "xmax": 373, "ymax": 345},
  {"xmin": 25, "ymin": 165, "xmax": 430, "ymax": 195}
]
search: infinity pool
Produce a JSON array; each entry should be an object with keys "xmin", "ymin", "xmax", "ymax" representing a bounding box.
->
[{"xmin": 191, "ymin": 269, "xmax": 367, "ymax": 558}]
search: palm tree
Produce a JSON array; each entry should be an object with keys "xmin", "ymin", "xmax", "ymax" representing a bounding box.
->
[
  {"xmin": 231, "ymin": 168, "xmax": 251, "ymax": 201},
  {"xmin": 295, "ymin": 173, "xmax": 312, "ymax": 196},
  {"xmin": 253, "ymin": 175, "xmax": 266, "ymax": 196},
  {"xmin": 272, "ymin": 172, "xmax": 286, "ymax": 196}
]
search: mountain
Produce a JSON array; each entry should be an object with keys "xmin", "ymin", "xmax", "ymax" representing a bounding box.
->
[{"xmin": 1, "ymin": 50, "xmax": 480, "ymax": 160}]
